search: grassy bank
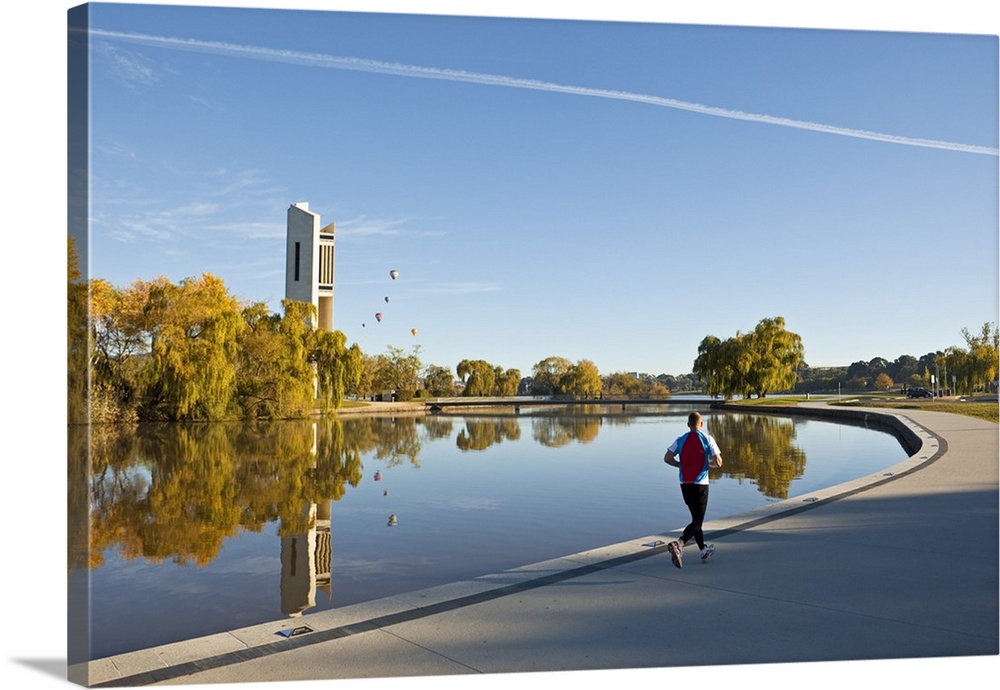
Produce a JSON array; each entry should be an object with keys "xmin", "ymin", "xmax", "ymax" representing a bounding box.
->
[
  {"xmin": 727, "ymin": 394, "xmax": 999, "ymax": 423},
  {"xmin": 828, "ymin": 398, "xmax": 998, "ymax": 423}
]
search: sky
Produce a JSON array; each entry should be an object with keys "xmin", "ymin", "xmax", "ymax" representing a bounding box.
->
[
  {"xmin": 3, "ymin": 3, "xmax": 999, "ymax": 690},
  {"xmin": 68, "ymin": 1, "xmax": 998, "ymax": 378}
]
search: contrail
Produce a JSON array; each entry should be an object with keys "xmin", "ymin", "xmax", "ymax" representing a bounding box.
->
[{"xmin": 87, "ymin": 28, "xmax": 999, "ymax": 157}]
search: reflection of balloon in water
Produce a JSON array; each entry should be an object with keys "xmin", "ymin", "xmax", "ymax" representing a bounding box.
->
[
  {"xmin": 375, "ymin": 312, "xmax": 383, "ymax": 322},
  {"xmin": 411, "ymin": 328, "xmax": 418, "ymax": 336},
  {"xmin": 387, "ymin": 514, "xmax": 398, "ymax": 527},
  {"xmin": 389, "ymin": 270, "xmax": 398, "ymax": 280}
]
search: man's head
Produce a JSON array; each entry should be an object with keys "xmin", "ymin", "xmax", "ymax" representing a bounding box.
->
[{"xmin": 688, "ymin": 411, "xmax": 703, "ymax": 429}]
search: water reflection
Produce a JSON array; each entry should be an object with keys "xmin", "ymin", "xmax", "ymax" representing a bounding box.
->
[
  {"xmin": 69, "ymin": 409, "xmax": 906, "ymax": 659},
  {"xmin": 706, "ymin": 413, "xmax": 808, "ymax": 499},
  {"xmin": 532, "ymin": 416, "xmax": 601, "ymax": 447},
  {"xmin": 77, "ymin": 413, "xmax": 820, "ymax": 572},
  {"xmin": 456, "ymin": 418, "xmax": 521, "ymax": 450}
]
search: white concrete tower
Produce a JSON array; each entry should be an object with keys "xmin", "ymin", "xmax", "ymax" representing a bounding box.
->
[{"xmin": 285, "ymin": 202, "xmax": 334, "ymax": 330}]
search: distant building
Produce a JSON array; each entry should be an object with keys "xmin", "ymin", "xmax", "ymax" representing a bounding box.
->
[{"xmin": 285, "ymin": 202, "xmax": 334, "ymax": 330}]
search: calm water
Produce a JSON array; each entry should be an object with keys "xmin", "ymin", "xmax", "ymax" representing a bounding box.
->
[{"xmin": 69, "ymin": 404, "xmax": 908, "ymax": 659}]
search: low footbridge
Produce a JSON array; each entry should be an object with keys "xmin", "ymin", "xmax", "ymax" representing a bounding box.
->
[{"xmin": 424, "ymin": 397, "xmax": 708, "ymax": 414}]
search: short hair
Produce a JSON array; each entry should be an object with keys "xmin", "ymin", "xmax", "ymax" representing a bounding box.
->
[{"xmin": 687, "ymin": 411, "xmax": 702, "ymax": 428}]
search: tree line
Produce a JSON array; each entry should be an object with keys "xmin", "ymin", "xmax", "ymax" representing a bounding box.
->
[
  {"xmin": 801, "ymin": 322, "xmax": 999, "ymax": 395},
  {"xmin": 69, "ymin": 238, "xmax": 997, "ymax": 423},
  {"xmin": 692, "ymin": 315, "xmax": 998, "ymax": 398},
  {"xmin": 70, "ymin": 237, "xmax": 363, "ymax": 423}
]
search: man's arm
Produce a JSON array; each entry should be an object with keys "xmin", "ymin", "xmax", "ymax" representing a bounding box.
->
[
  {"xmin": 664, "ymin": 449, "xmax": 679, "ymax": 467},
  {"xmin": 709, "ymin": 452, "xmax": 723, "ymax": 469}
]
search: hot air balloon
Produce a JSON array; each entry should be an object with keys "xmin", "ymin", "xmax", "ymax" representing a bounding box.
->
[
  {"xmin": 375, "ymin": 312, "xmax": 383, "ymax": 323},
  {"xmin": 411, "ymin": 328, "xmax": 418, "ymax": 336},
  {"xmin": 389, "ymin": 270, "xmax": 399, "ymax": 280},
  {"xmin": 384, "ymin": 296, "xmax": 390, "ymax": 303}
]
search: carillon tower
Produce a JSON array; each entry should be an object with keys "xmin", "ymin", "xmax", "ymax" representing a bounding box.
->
[{"xmin": 285, "ymin": 202, "xmax": 334, "ymax": 330}]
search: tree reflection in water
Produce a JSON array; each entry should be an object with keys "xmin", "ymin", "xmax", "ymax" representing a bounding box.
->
[
  {"xmin": 79, "ymin": 411, "xmax": 817, "ymax": 571},
  {"xmin": 70, "ymin": 409, "xmax": 906, "ymax": 659},
  {"xmin": 705, "ymin": 413, "xmax": 808, "ymax": 499},
  {"xmin": 456, "ymin": 418, "xmax": 521, "ymax": 451}
]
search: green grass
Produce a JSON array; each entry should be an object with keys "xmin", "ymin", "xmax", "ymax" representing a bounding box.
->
[
  {"xmin": 726, "ymin": 394, "xmax": 999, "ymax": 423},
  {"xmin": 337, "ymin": 400, "xmax": 371, "ymax": 409},
  {"xmin": 828, "ymin": 398, "xmax": 999, "ymax": 423},
  {"xmin": 727, "ymin": 396, "xmax": 820, "ymax": 407}
]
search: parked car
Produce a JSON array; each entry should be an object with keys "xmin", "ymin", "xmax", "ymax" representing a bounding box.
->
[{"xmin": 907, "ymin": 387, "xmax": 933, "ymax": 398}]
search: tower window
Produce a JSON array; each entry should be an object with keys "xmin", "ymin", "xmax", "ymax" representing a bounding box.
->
[{"xmin": 294, "ymin": 242, "xmax": 300, "ymax": 281}]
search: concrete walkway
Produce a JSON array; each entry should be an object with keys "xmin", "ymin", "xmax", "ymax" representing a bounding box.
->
[{"xmin": 75, "ymin": 404, "xmax": 998, "ymax": 687}]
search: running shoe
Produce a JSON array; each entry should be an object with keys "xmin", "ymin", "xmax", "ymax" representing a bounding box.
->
[
  {"xmin": 667, "ymin": 540, "xmax": 683, "ymax": 569},
  {"xmin": 700, "ymin": 544, "xmax": 716, "ymax": 563}
]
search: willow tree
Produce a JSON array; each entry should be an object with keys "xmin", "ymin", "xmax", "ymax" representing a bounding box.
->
[
  {"xmin": 494, "ymin": 367, "xmax": 522, "ymax": 396},
  {"xmin": 693, "ymin": 317, "xmax": 804, "ymax": 399},
  {"xmin": 88, "ymin": 277, "xmax": 160, "ymax": 421},
  {"xmin": 140, "ymin": 273, "xmax": 244, "ymax": 420},
  {"xmin": 961, "ymin": 322, "xmax": 999, "ymax": 392},
  {"xmin": 694, "ymin": 335, "xmax": 753, "ymax": 400},
  {"xmin": 530, "ymin": 356, "xmax": 573, "ymax": 396},
  {"xmin": 561, "ymin": 359, "xmax": 602, "ymax": 399},
  {"xmin": 68, "ymin": 236, "xmax": 90, "ymax": 424},
  {"xmin": 312, "ymin": 328, "xmax": 363, "ymax": 411},
  {"xmin": 743, "ymin": 317, "xmax": 804, "ymax": 398},
  {"xmin": 423, "ymin": 365, "xmax": 457, "ymax": 397},
  {"xmin": 234, "ymin": 301, "xmax": 314, "ymax": 419},
  {"xmin": 373, "ymin": 345, "xmax": 423, "ymax": 396},
  {"xmin": 457, "ymin": 359, "xmax": 497, "ymax": 397}
]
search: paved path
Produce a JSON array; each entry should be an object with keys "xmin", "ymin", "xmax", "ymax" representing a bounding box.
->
[{"xmin": 75, "ymin": 405, "xmax": 998, "ymax": 687}]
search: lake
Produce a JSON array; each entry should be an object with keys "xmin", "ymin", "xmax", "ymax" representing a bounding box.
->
[{"xmin": 68, "ymin": 403, "xmax": 908, "ymax": 660}]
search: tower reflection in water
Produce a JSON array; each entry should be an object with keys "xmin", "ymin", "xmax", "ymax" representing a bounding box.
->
[
  {"xmin": 280, "ymin": 423, "xmax": 333, "ymax": 618},
  {"xmin": 280, "ymin": 500, "xmax": 333, "ymax": 618}
]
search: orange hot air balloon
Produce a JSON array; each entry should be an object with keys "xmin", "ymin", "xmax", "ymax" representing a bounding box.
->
[
  {"xmin": 389, "ymin": 270, "xmax": 399, "ymax": 280},
  {"xmin": 411, "ymin": 328, "xmax": 418, "ymax": 336},
  {"xmin": 375, "ymin": 312, "xmax": 383, "ymax": 323}
]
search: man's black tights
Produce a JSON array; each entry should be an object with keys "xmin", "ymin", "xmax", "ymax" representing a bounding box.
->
[{"xmin": 679, "ymin": 483, "xmax": 709, "ymax": 550}]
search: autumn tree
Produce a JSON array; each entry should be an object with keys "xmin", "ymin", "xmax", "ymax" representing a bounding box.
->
[
  {"xmin": 139, "ymin": 273, "xmax": 244, "ymax": 420},
  {"xmin": 743, "ymin": 317, "xmax": 804, "ymax": 397},
  {"xmin": 528, "ymin": 357, "xmax": 602, "ymax": 399},
  {"xmin": 603, "ymin": 372, "xmax": 646, "ymax": 397},
  {"xmin": 530, "ymin": 356, "xmax": 573, "ymax": 396},
  {"xmin": 353, "ymin": 355, "xmax": 380, "ymax": 400},
  {"xmin": 693, "ymin": 335, "xmax": 752, "ymax": 400},
  {"xmin": 494, "ymin": 367, "xmax": 522, "ymax": 396},
  {"xmin": 693, "ymin": 317, "xmax": 804, "ymax": 399},
  {"xmin": 88, "ymin": 277, "xmax": 162, "ymax": 421},
  {"xmin": 940, "ymin": 322, "xmax": 999, "ymax": 394},
  {"xmin": 873, "ymin": 372, "xmax": 894, "ymax": 391},
  {"xmin": 962, "ymin": 322, "xmax": 999, "ymax": 392},
  {"xmin": 373, "ymin": 345, "xmax": 423, "ymax": 398},
  {"xmin": 457, "ymin": 359, "xmax": 496, "ymax": 396},
  {"xmin": 423, "ymin": 365, "xmax": 457, "ymax": 397},
  {"xmin": 311, "ymin": 327, "xmax": 363, "ymax": 411},
  {"xmin": 234, "ymin": 301, "xmax": 314, "ymax": 418},
  {"xmin": 68, "ymin": 235, "xmax": 90, "ymax": 424},
  {"xmin": 561, "ymin": 359, "xmax": 602, "ymax": 399}
]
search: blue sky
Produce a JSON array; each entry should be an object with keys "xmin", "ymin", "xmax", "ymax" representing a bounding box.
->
[{"xmin": 72, "ymin": 3, "xmax": 997, "ymax": 379}]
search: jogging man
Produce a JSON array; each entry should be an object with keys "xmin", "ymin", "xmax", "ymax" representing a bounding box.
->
[{"xmin": 663, "ymin": 411, "xmax": 723, "ymax": 567}]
